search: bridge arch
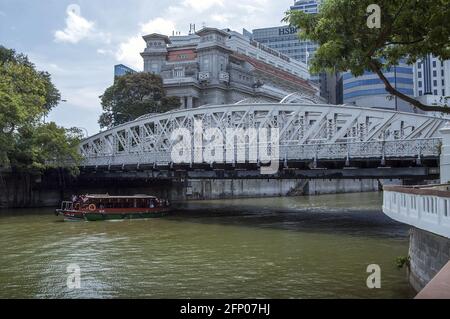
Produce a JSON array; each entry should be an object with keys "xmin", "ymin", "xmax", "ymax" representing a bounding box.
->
[{"xmin": 80, "ymin": 103, "xmax": 444, "ymax": 168}]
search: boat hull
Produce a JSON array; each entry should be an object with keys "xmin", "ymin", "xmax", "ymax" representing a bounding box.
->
[
  {"xmin": 55, "ymin": 209, "xmax": 170, "ymax": 222},
  {"xmin": 83, "ymin": 211, "xmax": 169, "ymax": 221}
]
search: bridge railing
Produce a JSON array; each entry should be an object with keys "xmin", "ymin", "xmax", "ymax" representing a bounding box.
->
[
  {"xmin": 80, "ymin": 138, "xmax": 442, "ymax": 167},
  {"xmin": 282, "ymin": 138, "xmax": 441, "ymax": 160},
  {"xmin": 383, "ymin": 186, "xmax": 450, "ymax": 239}
]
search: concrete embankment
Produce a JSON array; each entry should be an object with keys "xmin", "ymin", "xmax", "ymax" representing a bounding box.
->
[
  {"xmin": 183, "ymin": 178, "xmax": 379, "ymax": 200},
  {"xmin": 408, "ymin": 227, "xmax": 450, "ymax": 292}
]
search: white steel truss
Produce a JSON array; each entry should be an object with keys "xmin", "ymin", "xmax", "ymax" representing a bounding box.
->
[
  {"xmin": 279, "ymin": 92, "xmax": 322, "ymax": 104},
  {"xmin": 80, "ymin": 103, "xmax": 445, "ymax": 167}
]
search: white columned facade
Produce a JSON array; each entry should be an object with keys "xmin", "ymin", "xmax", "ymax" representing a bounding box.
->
[
  {"xmin": 187, "ymin": 97, "xmax": 193, "ymax": 109},
  {"xmin": 179, "ymin": 97, "xmax": 186, "ymax": 109}
]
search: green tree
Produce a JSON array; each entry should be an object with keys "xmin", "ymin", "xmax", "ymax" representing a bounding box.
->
[
  {"xmin": 0, "ymin": 46, "xmax": 82, "ymax": 173},
  {"xmin": 284, "ymin": 0, "xmax": 450, "ymax": 112},
  {"xmin": 99, "ymin": 72, "xmax": 181, "ymax": 129}
]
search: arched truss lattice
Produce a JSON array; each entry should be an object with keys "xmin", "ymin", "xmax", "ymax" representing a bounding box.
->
[{"xmin": 80, "ymin": 103, "xmax": 444, "ymax": 167}]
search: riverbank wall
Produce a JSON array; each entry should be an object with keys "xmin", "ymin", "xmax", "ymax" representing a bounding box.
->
[
  {"xmin": 183, "ymin": 178, "xmax": 379, "ymax": 200},
  {"xmin": 408, "ymin": 227, "xmax": 450, "ymax": 292}
]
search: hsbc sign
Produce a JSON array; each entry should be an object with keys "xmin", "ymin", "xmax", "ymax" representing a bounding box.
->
[{"xmin": 278, "ymin": 27, "xmax": 298, "ymax": 35}]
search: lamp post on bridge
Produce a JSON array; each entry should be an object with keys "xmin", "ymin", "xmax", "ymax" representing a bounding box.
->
[{"xmin": 76, "ymin": 127, "xmax": 89, "ymax": 139}]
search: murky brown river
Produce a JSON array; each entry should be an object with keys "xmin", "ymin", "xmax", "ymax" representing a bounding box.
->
[{"xmin": 0, "ymin": 192, "xmax": 415, "ymax": 298}]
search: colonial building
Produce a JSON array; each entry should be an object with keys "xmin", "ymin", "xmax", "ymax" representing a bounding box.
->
[{"xmin": 140, "ymin": 27, "xmax": 320, "ymax": 108}]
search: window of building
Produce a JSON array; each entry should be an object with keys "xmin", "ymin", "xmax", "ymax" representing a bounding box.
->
[
  {"xmin": 434, "ymin": 89, "xmax": 438, "ymax": 95},
  {"xmin": 434, "ymin": 80, "xmax": 438, "ymax": 86},
  {"xmin": 433, "ymin": 70, "xmax": 437, "ymax": 77},
  {"xmin": 418, "ymin": 90, "xmax": 422, "ymax": 96},
  {"xmin": 203, "ymin": 58, "xmax": 210, "ymax": 71},
  {"xmin": 174, "ymin": 67, "xmax": 184, "ymax": 78},
  {"xmin": 418, "ymin": 71, "xmax": 422, "ymax": 78},
  {"xmin": 433, "ymin": 61, "xmax": 437, "ymax": 68},
  {"xmin": 418, "ymin": 81, "xmax": 422, "ymax": 88},
  {"xmin": 219, "ymin": 57, "xmax": 225, "ymax": 72}
]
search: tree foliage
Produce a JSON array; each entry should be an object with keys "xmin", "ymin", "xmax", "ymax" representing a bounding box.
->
[
  {"xmin": 0, "ymin": 46, "xmax": 82, "ymax": 173},
  {"xmin": 99, "ymin": 72, "xmax": 181, "ymax": 129},
  {"xmin": 284, "ymin": 0, "xmax": 450, "ymax": 112}
]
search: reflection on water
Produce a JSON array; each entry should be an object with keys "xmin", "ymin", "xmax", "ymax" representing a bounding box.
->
[{"xmin": 0, "ymin": 192, "xmax": 415, "ymax": 298}]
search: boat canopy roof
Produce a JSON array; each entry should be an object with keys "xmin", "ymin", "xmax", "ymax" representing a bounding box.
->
[{"xmin": 84, "ymin": 194, "xmax": 158, "ymax": 199}]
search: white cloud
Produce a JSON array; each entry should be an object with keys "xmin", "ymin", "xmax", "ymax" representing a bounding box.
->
[
  {"xmin": 97, "ymin": 48, "xmax": 115, "ymax": 56},
  {"xmin": 115, "ymin": 35, "xmax": 145, "ymax": 70},
  {"xmin": 181, "ymin": 0, "xmax": 224, "ymax": 13},
  {"xmin": 141, "ymin": 17, "xmax": 177, "ymax": 35},
  {"xmin": 54, "ymin": 4, "xmax": 110, "ymax": 44},
  {"xmin": 28, "ymin": 53, "xmax": 67, "ymax": 75},
  {"xmin": 210, "ymin": 14, "xmax": 232, "ymax": 24},
  {"xmin": 62, "ymin": 86, "xmax": 103, "ymax": 110}
]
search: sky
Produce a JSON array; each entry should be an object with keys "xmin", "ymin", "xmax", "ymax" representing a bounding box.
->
[{"xmin": 0, "ymin": 0, "xmax": 294, "ymax": 136}]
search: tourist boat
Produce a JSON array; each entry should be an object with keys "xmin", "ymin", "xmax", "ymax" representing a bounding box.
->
[{"xmin": 55, "ymin": 194, "xmax": 171, "ymax": 221}]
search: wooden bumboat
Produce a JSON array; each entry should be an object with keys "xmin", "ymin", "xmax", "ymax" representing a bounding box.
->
[{"xmin": 55, "ymin": 194, "xmax": 170, "ymax": 221}]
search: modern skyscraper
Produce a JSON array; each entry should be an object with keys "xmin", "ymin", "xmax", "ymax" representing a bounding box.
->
[
  {"xmin": 290, "ymin": 0, "xmax": 321, "ymax": 13},
  {"xmin": 252, "ymin": 25, "xmax": 315, "ymax": 66},
  {"xmin": 251, "ymin": 0, "xmax": 342, "ymax": 104},
  {"xmin": 414, "ymin": 55, "xmax": 450, "ymax": 106},
  {"xmin": 114, "ymin": 64, "xmax": 137, "ymax": 77},
  {"xmin": 252, "ymin": 1, "xmax": 321, "ymax": 67},
  {"xmin": 343, "ymin": 62, "xmax": 415, "ymax": 112}
]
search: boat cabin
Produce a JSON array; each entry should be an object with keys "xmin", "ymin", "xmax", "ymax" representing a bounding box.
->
[{"xmin": 73, "ymin": 194, "xmax": 168, "ymax": 210}]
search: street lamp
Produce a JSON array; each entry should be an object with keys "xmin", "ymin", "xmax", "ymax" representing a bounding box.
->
[{"xmin": 75, "ymin": 127, "xmax": 89, "ymax": 138}]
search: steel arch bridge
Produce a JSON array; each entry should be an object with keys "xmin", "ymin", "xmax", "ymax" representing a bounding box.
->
[{"xmin": 80, "ymin": 102, "xmax": 445, "ymax": 169}]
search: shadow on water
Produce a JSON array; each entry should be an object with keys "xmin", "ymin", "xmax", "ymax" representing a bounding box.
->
[
  {"xmin": 168, "ymin": 192, "xmax": 409, "ymax": 239},
  {"xmin": 0, "ymin": 192, "xmax": 409, "ymax": 239}
]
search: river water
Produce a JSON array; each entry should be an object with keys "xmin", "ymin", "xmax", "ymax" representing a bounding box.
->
[{"xmin": 0, "ymin": 192, "xmax": 415, "ymax": 298}]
